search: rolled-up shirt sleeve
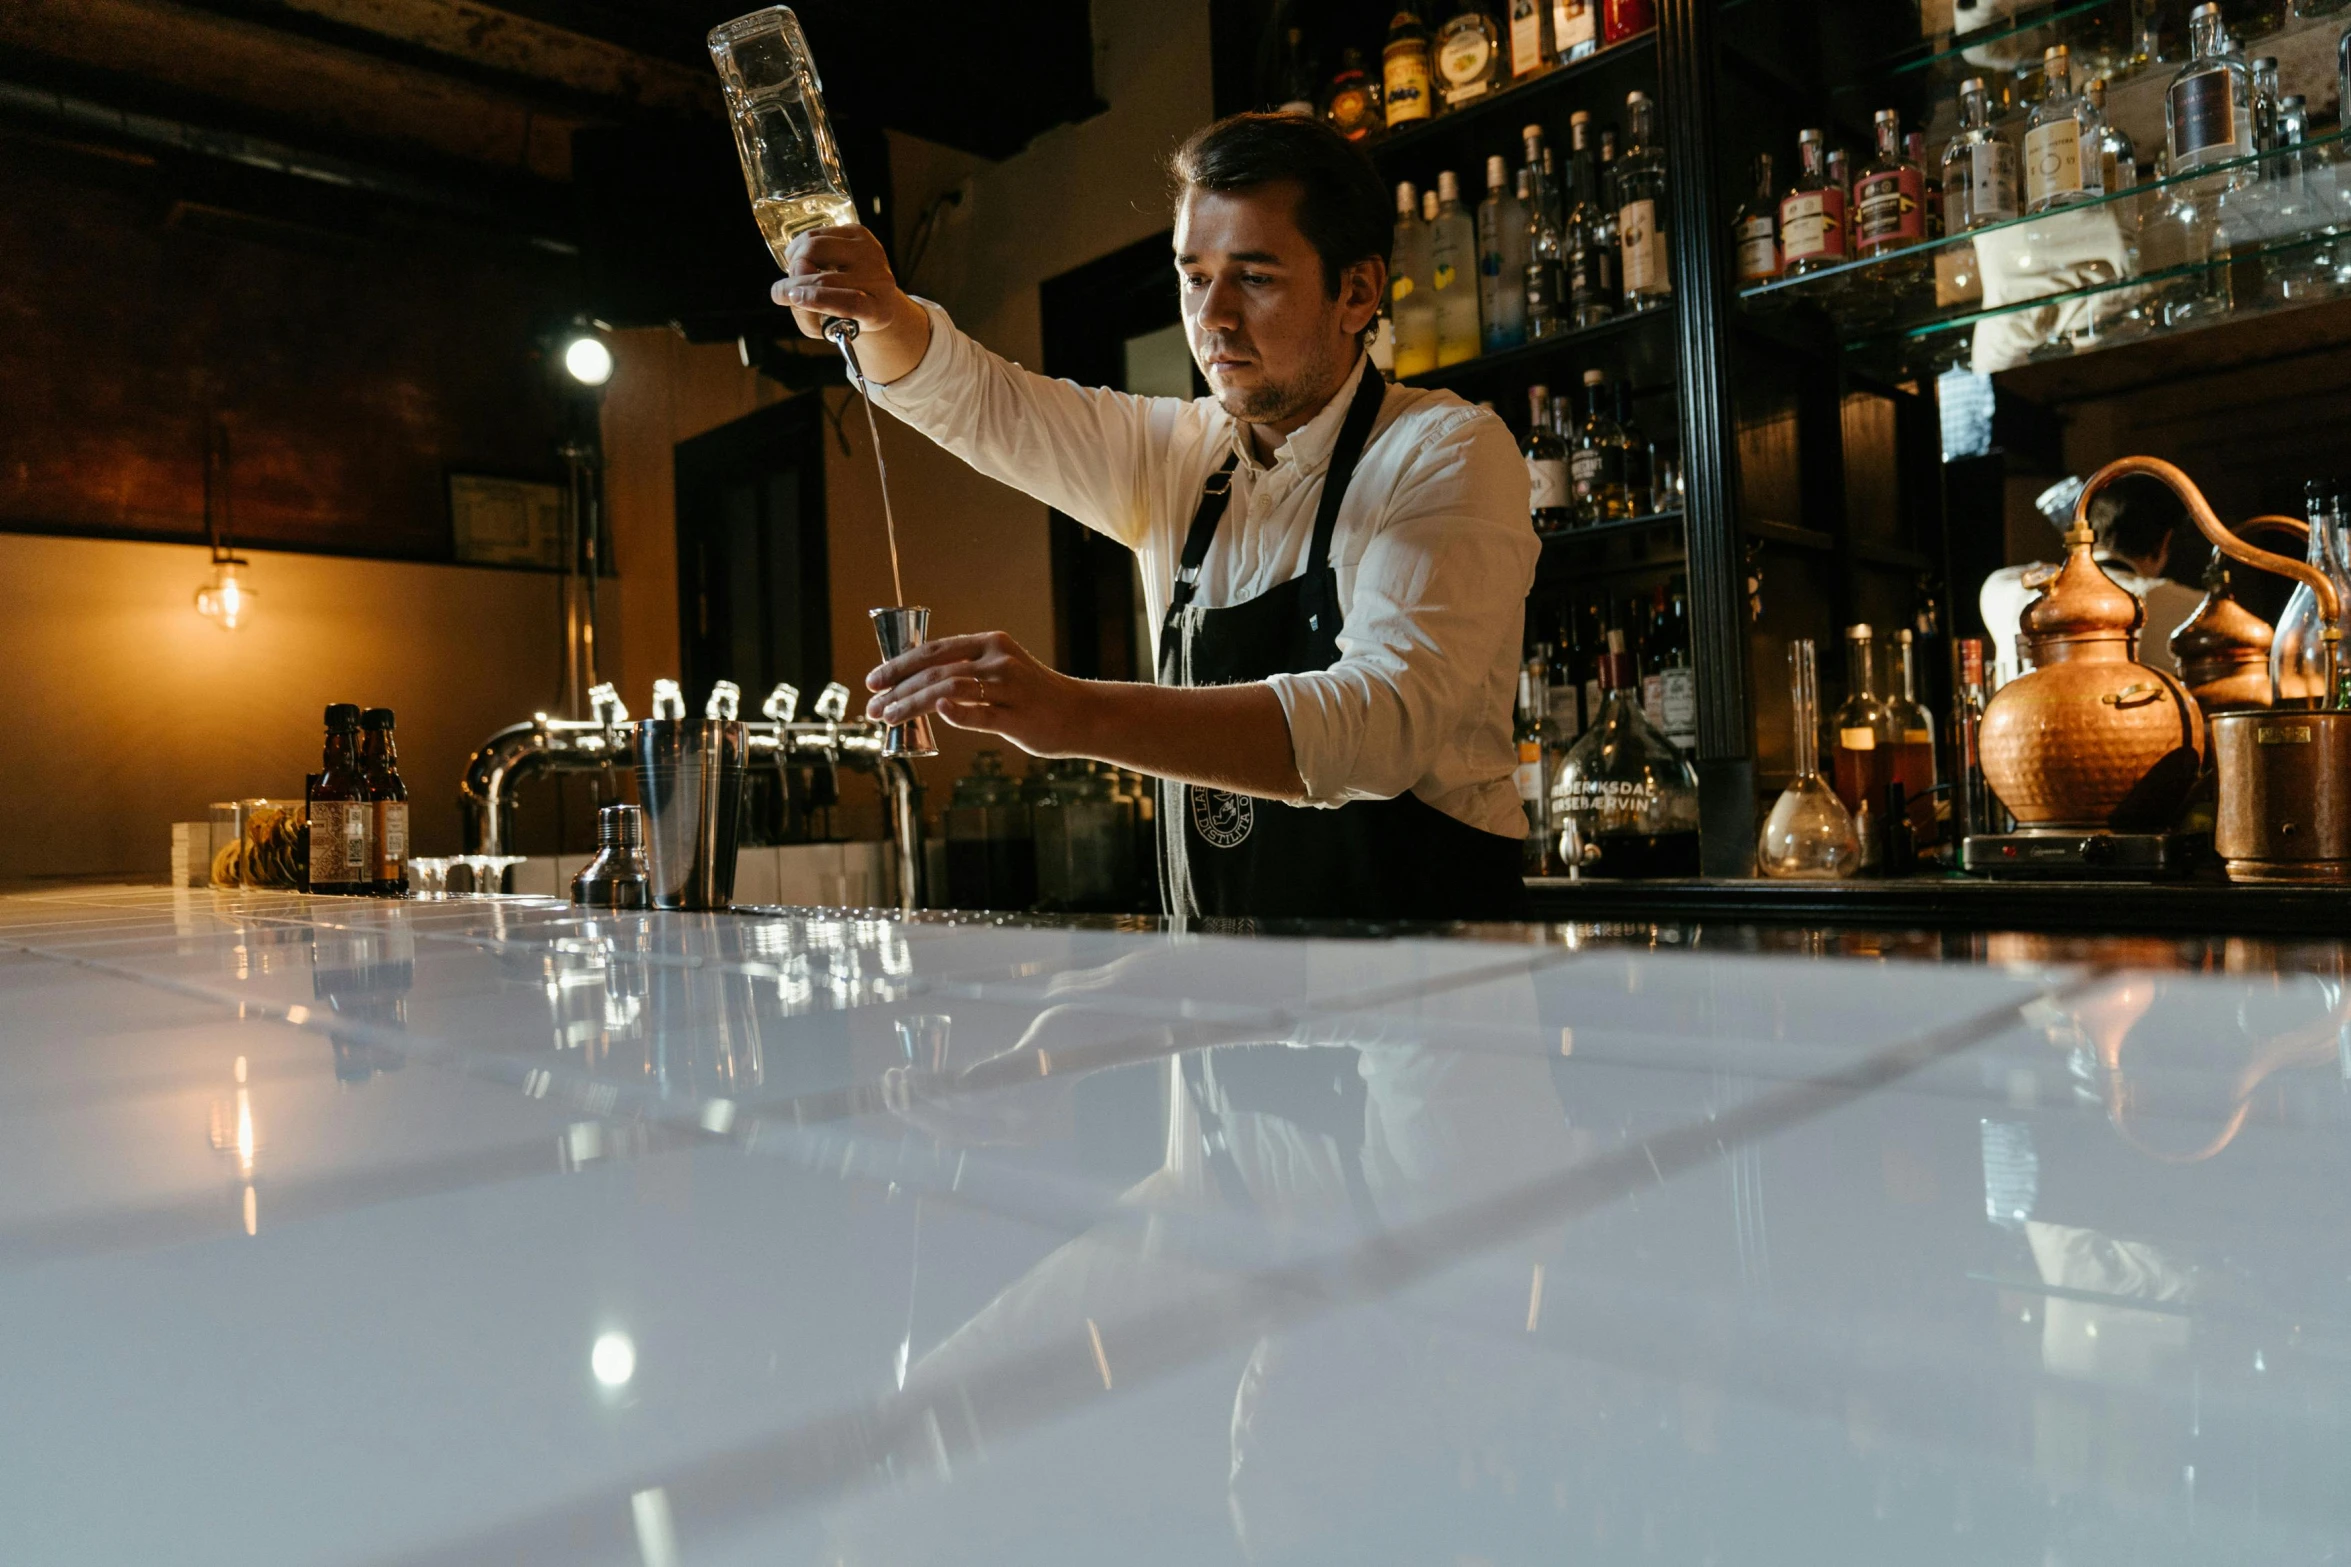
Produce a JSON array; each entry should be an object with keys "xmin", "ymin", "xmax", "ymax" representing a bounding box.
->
[
  {"xmin": 1264, "ymin": 411, "xmax": 1538, "ymax": 807},
  {"xmin": 868, "ymin": 299, "xmax": 1186, "ymax": 551}
]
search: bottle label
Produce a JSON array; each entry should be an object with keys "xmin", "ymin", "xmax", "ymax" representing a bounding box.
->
[
  {"xmin": 1661, "ymin": 668, "xmax": 1696, "ymax": 745},
  {"xmin": 1735, "ymin": 213, "xmax": 1778, "ymax": 281},
  {"xmin": 1569, "ymin": 446, "xmax": 1604, "ymax": 496},
  {"xmin": 1854, "ymin": 166, "xmax": 1923, "ymax": 249},
  {"xmin": 2023, "ymin": 118, "xmax": 2083, "ymax": 204},
  {"xmin": 1641, "ymin": 673, "xmax": 1666, "ymax": 729},
  {"xmin": 1902, "ymin": 728, "xmax": 1933, "ymax": 746},
  {"xmin": 1434, "ymin": 259, "xmax": 1458, "ymax": 291},
  {"xmin": 1437, "ymin": 23, "xmax": 1495, "ymax": 103},
  {"xmin": 1549, "ymin": 679, "xmax": 1580, "ymax": 740},
  {"xmin": 308, "ymin": 800, "xmax": 372, "ymax": 889},
  {"xmin": 377, "ymin": 800, "xmax": 408, "ymax": 879},
  {"xmin": 1839, "ymin": 727, "xmax": 1878, "ymax": 751},
  {"xmin": 1966, "ymin": 142, "xmax": 2019, "ymax": 222},
  {"xmin": 1779, "ymin": 189, "xmax": 1846, "ymax": 262},
  {"xmin": 1555, "ymin": 0, "xmax": 1595, "ymax": 53},
  {"xmin": 1619, "ymin": 199, "xmax": 1668, "ymax": 294},
  {"xmin": 1328, "ymin": 86, "xmax": 1373, "ymax": 137},
  {"xmin": 2169, "ymin": 71, "xmax": 2240, "ymax": 164},
  {"xmin": 1515, "ymin": 742, "xmax": 1544, "ymax": 802},
  {"xmin": 1383, "ymin": 46, "xmax": 1432, "ymax": 125},
  {"xmin": 1510, "ymin": 0, "xmax": 1546, "ymax": 76},
  {"xmin": 1530, "ymin": 456, "xmax": 1570, "ymax": 510}
]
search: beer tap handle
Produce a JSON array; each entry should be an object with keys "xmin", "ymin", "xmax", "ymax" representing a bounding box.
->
[
  {"xmin": 815, "ymin": 682, "xmax": 852, "ymax": 724},
  {"xmin": 761, "ymin": 682, "xmax": 801, "ymax": 724},
  {"xmin": 588, "ymin": 682, "xmax": 630, "ymax": 728},
  {"xmin": 651, "ymin": 680, "xmax": 686, "ymax": 722},
  {"xmin": 706, "ymin": 680, "xmax": 742, "ymax": 722}
]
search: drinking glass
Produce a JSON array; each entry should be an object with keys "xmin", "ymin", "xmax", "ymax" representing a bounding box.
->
[{"xmin": 1758, "ymin": 639, "xmax": 1862, "ymax": 878}]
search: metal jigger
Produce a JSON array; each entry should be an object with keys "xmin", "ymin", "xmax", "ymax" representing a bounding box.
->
[{"xmin": 868, "ymin": 605, "xmax": 939, "ymax": 758}]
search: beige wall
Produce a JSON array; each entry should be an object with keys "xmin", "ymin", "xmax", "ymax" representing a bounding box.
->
[{"xmin": 0, "ymin": 533, "xmax": 572, "ymax": 881}]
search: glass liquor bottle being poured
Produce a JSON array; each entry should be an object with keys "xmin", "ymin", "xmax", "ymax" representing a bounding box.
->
[
  {"xmin": 1551, "ymin": 630, "xmax": 1700, "ymax": 877},
  {"xmin": 1758, "ymin": 639, "xmax": 1861, "ymax": 879}
]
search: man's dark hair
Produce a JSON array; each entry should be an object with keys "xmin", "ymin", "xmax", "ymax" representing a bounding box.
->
[
  {"xmin": 1168, "ymin": 112, "xmax": 1393, "ymax": 295},
  {"xmin": 2090, "ymin": 474, "xmax": 2187, "ymax": 568}
]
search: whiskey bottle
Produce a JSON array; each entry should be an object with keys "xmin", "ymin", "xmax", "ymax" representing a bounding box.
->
[
  {"xmin": 1612, "ymin": 377, "xmax": 1651, "ymax": 512},
  {"xmin": 1321, "ymin": 47, "xmax": 1385, "ymax": 142},
  {"xmin": 1525, "ymin": 384, "xmax": 1573, "ymax": 533},
  {"xmin": 2085, "ymin": 78, "xmax": 2139, "ymax": 192},
  {"xmin": 1570, "ymin": 368, "xmax": 1632, "ymax": 524},
  {"xmin": 1941, "ymin": 77, "xmax": 2019, "ymax": 232},
  {"xmin": 306, "ymin": 704, "xmax": 375, "ymax": 896},
  {"xmin": 1779, "ymin": 129, "xmax": 1849, "ymax": 275},
  {"xmin": 2025, "ymin": 44, "xmax": 2102, "ymax": 212},
  {"xmin": 1429, "ymin": 170, "xmax": 1483, "ymax": 365},
  {"xmin": 1435, "ymin": 0, "xmax": 1505, "ymax": 110},
  {"xmin": 1886, "ymin": 630, "xmax": 1937, "ymax": 847},
  {"xmin": 1552, "ymin": 0, "xmax": 1596, "ymax": 61},
  {"xmin": 1478, "ymin": 156, "xmax": 1530, "ymax": 351},
  {"xmin": 1521, "ymin": 125, "xmax": 1564, "ymax": 338},
  {"xmin": 1565, "ymin": 111, "xmax": 1616, "ymax": 326},
  {"xmin": 1390, "ymin": 181, "xmax": 1439, "ymax": 376},
  {"xmin": 1733, "ymin": 152, "xmax": 1781, "ymax": 283},
  {"xmin": 1854, "ymin": 109, "xmax": 1925, "ymax": 257},
  {"xmin": 1383, "ymin": 7, "xmax": 1435, "ymax": 129},
  {"xmin": 2166, "ymin": 5, "xmax": 2253, "ymax": 173},
  {"xmin": 358, "ymin": 707, "xmax": 410, "ymax": 896},
  {"xmin": 1829, "ymin": 624, "xmax": 1889, "ymax": 870},
  {"xmin": 1617, "ymin": 92, "xmax": 1669, "ymax": 309},
  {"xmin": 1506, "ymin": 0, "xmax": 1553, "ymax": 80},
  {"xmin": 1515, "ymin": 667, "xmax": 1553, "ymax": 873}
]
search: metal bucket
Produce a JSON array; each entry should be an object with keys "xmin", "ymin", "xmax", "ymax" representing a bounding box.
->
[
  {"xmin": 631, "ymin": 717, "xmax": 750, "ymax": 908},
  {"xmin": 2212, "ymin": 709, "xmax": 2351, "ymax": 883}
]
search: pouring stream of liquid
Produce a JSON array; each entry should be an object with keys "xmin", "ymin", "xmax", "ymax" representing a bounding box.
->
[{"xmin": 833, "ymin": 329, "xmax": 906, "ymax": 608}]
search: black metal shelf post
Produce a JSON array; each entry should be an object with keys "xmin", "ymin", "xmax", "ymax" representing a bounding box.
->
[{"xmin": 1658, "ymin": 0, "xmax": 1754, "ymax": 875}]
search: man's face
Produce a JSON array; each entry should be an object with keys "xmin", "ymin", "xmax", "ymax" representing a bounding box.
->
[{"xmin": 1174, "ymin": 182, "xmax": 1382, "ymax": 430}]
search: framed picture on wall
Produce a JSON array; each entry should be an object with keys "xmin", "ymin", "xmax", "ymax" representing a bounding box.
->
[{"xmin": 448, "ymin": 473, "xmax": 565, "ymax": 569}]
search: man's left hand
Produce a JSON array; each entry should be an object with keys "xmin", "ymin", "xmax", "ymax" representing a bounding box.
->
[{"xmin": 866, "ymin": 631, "xmax": 1093, "ymax": 757}]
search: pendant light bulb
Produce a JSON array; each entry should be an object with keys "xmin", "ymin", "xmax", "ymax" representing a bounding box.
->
[
  {"xmin": 563, "ymin": 334, "xmax": 614, "ymax": 387},
  {"xmin": 196, "ymin": 557, "xmax": 255, "ymax": 631}
]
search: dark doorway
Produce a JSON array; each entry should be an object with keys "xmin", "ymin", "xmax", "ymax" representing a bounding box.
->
[
  {"xmin": 674, "ymin": 394, "xmax": 834, "ymax": 718},
  {"xmin": 1038, "ymin": 228, "xmax": 1201, "ymax": 680}
]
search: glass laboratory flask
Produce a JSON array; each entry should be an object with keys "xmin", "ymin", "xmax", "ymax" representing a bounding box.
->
[{"xmin": 1758, "ymin": 639, "xmax": 1861, "ymax": 878}]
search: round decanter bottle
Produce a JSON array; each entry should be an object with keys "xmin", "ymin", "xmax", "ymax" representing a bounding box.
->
[{"xmin": 1551, "ymin": 632, "xmax": 1701, "ymax": 877}]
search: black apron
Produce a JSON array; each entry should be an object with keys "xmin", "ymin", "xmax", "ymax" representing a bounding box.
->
[{"xmin": 1155, "ymin": 368, "xmax": 1527, "ymax": 924}]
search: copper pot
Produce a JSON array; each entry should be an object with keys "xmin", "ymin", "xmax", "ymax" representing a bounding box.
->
[
  {"xmin": 2169, "ymin": 515, "xmax": 2303, "ymax": 716},
  {"xmin": 1979, "ymin": 516, "xmax": 2205, "ymax": 829},
  {"xmin": 2211, "ymin": 710, "xmax": 2351, "ymax": 882}
]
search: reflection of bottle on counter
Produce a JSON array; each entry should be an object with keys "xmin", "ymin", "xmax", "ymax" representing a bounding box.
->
[
  {"xmin": 306, "ymin": 704, "xmax": 374, "ymax": 896},
  {"xmin": 359, "ymin": 708, "xmax": 409, "ymax": 897}
]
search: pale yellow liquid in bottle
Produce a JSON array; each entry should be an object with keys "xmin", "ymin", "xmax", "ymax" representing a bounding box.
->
[{"xmin": 758, "ymin": 189, "xmax": 906, "ymax": 604}]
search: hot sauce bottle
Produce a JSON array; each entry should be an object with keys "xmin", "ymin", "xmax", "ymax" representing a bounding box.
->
[
  {"xmin": 358, "ymin": 707, "xmax": 410, "ymax": 896},
  {"xmin": 306, "ymin": 704, "xmax": 374, "ymax": 895}
]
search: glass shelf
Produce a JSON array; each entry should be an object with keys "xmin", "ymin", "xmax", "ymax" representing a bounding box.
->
[
  {"xmin": 1369, "ymin": 31, "xmax": 1657, "ymax": 163},
  {"xmin": 1398, "ymin": 302, "xmax": 1673, "ymax": 391},
  {"xmin": 1740, "ymin": 130, "xmax": 2351, "ymax": 376}
]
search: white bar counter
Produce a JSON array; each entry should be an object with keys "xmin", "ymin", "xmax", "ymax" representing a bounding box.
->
[{"xmin": 0, "ymin": 886, "xmax": 2345, "ymax": 1563}]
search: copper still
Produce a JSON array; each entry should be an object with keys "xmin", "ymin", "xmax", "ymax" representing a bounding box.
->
[
  {"xmin": 1978, "ymin": 485, "xmax": 2205, "ymax": 830},
  {"xmin": 2168, "ymin": 548, "xmax": 2280, "ymax": 715}
]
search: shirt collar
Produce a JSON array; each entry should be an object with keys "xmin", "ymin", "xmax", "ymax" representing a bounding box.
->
[{"xmin": 1228, "ymin": 355, "xmax": 1372, "ymax": 476}]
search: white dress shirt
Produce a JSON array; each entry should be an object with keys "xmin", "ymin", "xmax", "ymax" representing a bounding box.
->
[{"xmin": 871, "ymin": 300, "xmax": 1540, "ymax": 840}]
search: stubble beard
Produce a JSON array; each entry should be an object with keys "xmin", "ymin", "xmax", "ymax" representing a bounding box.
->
[{"xmin": 1209, "ymin": 332, "xmax": 1351, "ymax": 429}]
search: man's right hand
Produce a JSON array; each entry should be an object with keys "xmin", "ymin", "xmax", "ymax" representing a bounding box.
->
[{"xmin": 770, "ymin": 225, "xmax": 932, "ymax": 385}]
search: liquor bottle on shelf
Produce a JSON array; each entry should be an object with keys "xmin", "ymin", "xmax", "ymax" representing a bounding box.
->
[
  {"xmin": 1602, "ymin": 0, "xmax": 1655, "ymax": 45},
  {"xmin": 1942, "ymin": 77, "xmax": 2019, "ymax": 232},
  {"xmin": 1829, "ymin": 623, "xmax": 1889, "ymax": 872},
  {"xmin": 1570, "ymin": 368, "xmax": 1633, "ymax": 524},
  {"xmin": 358, "ymin": 707, "xmax": 410, "ymax": 896},
  {"xmin": 1579, "ymin": 595, "xmax": 1606, "ymax": 728},
  {"xmin": 1322, "ymin": 47, "xmax": 1384, "ymax": 142},
  {"xmin": 1565, "ymin": 111, "xmax": 1616, "ymax": 326},
  {"xmin": 1887, "ymin": 628, "xmax": 1938, "ymax": 847},
  {"xmin": 1506, "ymin": 0, "xmax": 1553, "ymax": 80},
  {"xmin": 1617, "ymin": 91, "xmax": 1671, "ymax": 309},
  {"xmin": 1390, "ymin": 181, "xmax": 1439, "ymax": 377},
  {"xmin": 1436, "ymin": 0, "xmax": 1505, "ymax": 110},
  {"xmin": 1522, "ymin": 125, "xmax": 1566, "ymax": 338},
  {"xmin": 1274, "ymin": 26, "xmax": 1317, "ymax": 115},
  {"xmin": 2084, "ymin": 78, "xmax": 2139, "ymax": 192},
  {"xmin": 1780, "ymin": 129, "xmax": 1850, "ymax": 276},
  {"xmin": 1757, "ymin": 639, "xmax": 1861, "ymax": 880},
  {"xmin": 1477, "ymin": 155, "xmax": 1530, "ymax": 351},
  {"xmin": 1640, "ymin": 586, "xmax": 1668, "ymax": 730},
  {"xmin": 1429, "ymin": 170, "xmax": 1483, "ymax": 366},
  {"xmin": 1657, "ymin": 578, "xmax": 1696, "ymax": 752},
  {"xmin": 1515, "ymin": 667, "xmax": 1553, "ymax": 873},
  {"xmin": 2251, "ymin": 54, "xmax": 2281, "ymax": 153},
  {"xmin": 306, "ymin": 703, "xmax": 375, "ymax": 896},
  {"xmin": 1854, "ymin": 109, "xmax": 1925, "ymax": 258},
  {"xmin": 1551, "ymin": 630, "xmax": 1701, "ymax": 877},
  {"xmin": 2166, "ymin": 5, "xmax": 2254, "ymax": 173},
  {"xmin": 1734, "ymin": 152, "xmax": 1781, "ymax": 283},
  {"xmin": 1525, "ymin": 385, "xmax": 1573, "ymax": 533},
  {"xmin": 1906, "ymin": 131, "xmax": 1941, "ymax": 240},
  {"xmin": 1952, "ymin": 637, "xmax": 1992, "ymax": 841},
  {"xmin": 1384, "ymin": 7, "xmax": 1435, "ymax": 130},
  {"xmin": 2270, "ymin": 479, "xmax": 2351, "ymax": 708},
  {"xmin": 1595, "ymin": 128, "xmax": 1624, "ymax": 306},
  {"xmin": 1612, "ymin": 378, "xmax": 1650, "ymax": 512},
  {"xmin": 1548, "ymin": 606, "xmax": 1584, "ymax": 743},
  {"xmin": 1825, "ymin": 146, "xmax": 1856, "ymax": 256},
  {"xmin": 2025, "ymin": 44, "xmax": 2103, "ymax": 213},
  {"xmin": 1553, "ymin": 0, "xmax": 1596, "ymax": 62}
]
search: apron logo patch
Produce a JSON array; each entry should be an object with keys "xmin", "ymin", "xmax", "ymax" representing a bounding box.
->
[{"xmin": 1191, "ymin": 787, "xmax": 1254, "ymax": 850}]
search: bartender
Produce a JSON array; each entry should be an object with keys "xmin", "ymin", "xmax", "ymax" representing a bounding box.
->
[{"xmin": 773, "ymin": 113, "xmax": 1538, "ymax": 922}]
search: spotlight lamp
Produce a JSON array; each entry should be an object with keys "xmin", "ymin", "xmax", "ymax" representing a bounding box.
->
[
  {"xmin": 562, "ymin": 330, "xmax": 615, "ymax": 388},
  {"xmin": 194, "ymin": 422, "xmax": 255, "ymax": 632}
]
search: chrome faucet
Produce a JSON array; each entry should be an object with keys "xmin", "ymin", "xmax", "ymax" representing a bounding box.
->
[{"xmin": 460, "ymin": 678, "xmax": 926, "ymax": 911}]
